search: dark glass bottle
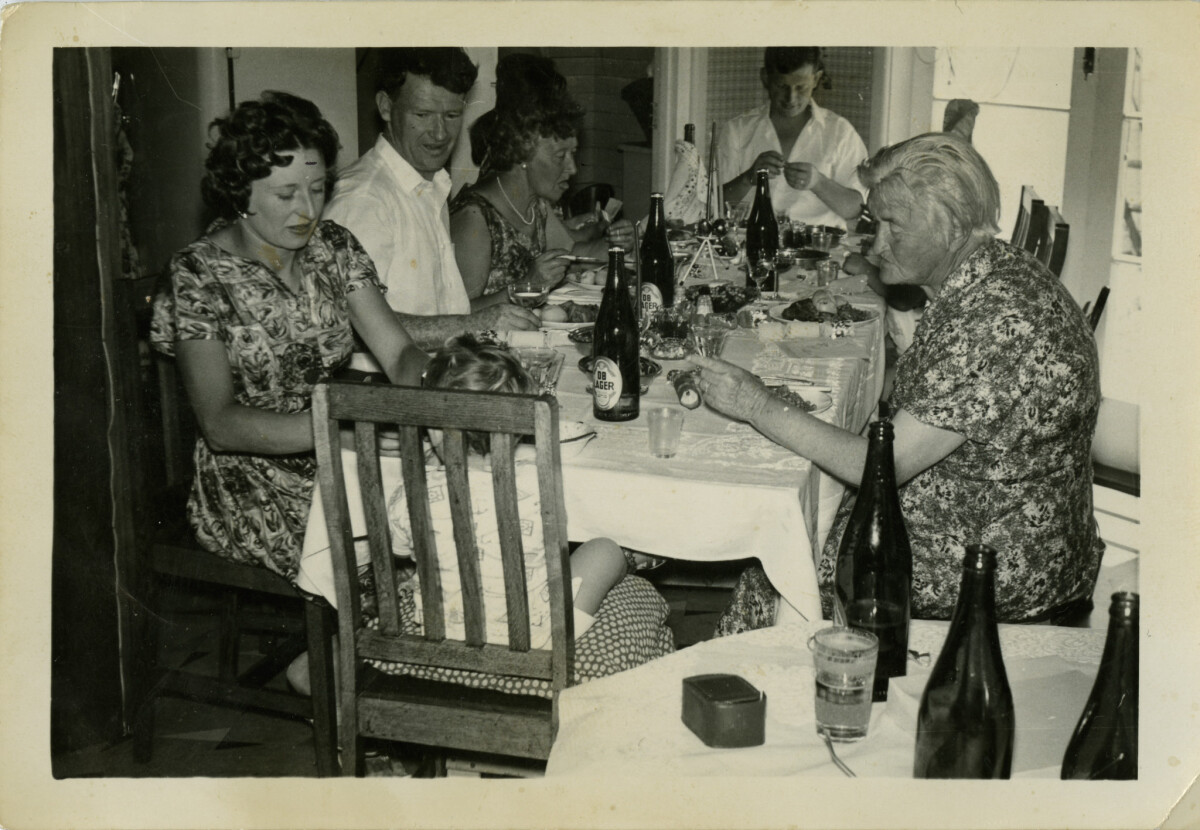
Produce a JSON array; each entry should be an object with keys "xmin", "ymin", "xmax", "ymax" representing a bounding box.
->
[
  {"xmin": 592, "ymin": 247, "xmax": 640, "ymax": 422},
  {"xmin": 744, "ymin": 169, "xmax": 779, "ymax": 292},
  {"xmin": 1061, "ymin": 592, "xmax": 1139, "ymax": 780},
  {"xmin": 834, "ymin": 419, "xmax": 912, "ymax": 702},
  {"xmin": 913, "ymin": 544, "xmax": 1015, "ymax": 779},
  {"xmin": 639, "ymin": 192, "xmax": 674, "ymax": 317},
  {"xmin": 683, "ymin": 123, "xmax": 696, "ymax": 145}
]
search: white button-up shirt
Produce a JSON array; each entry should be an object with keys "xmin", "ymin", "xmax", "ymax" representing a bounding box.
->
[
  {"xmin": 324, "ymin": 135, "xmax": 471, "ymax": 317},
  {"xmin": 717, "ymin": 101, "xmax": 868, "ymax": 230}
]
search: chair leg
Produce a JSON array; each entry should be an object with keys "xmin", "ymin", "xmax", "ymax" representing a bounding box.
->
[
  {"xmin": 131, "ymin": 573, "xmax": 162, "ymax": 764},
  {"xmin": 304, "ymin": 597, "xmax": 340, "ymax": 776},
  {"xmin": 217, "ymin": 590, "xmax": 240, "ymax": 682}
]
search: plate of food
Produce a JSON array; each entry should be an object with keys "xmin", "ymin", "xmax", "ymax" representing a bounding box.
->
[
  {"xmin": 538, "ymin": 300, "xmax": 599, "ymax": 329},
  {"xmin": 767, "ymin": 297, "xmax": 878, "ymax": 326},
  {"xmin": 683, "ymin": 282, "xmax": 760, "ymax": 314},
  {"xmin": 767, "ymin": 383, "xmax": 833, "ymax": 415},
  {"xmin": 578, "ymin": 355, "xmax": 662, "ymax": 381},
  {"xmin": 565, "ymin": 269, "xmax": 605, "ymax": 292}
]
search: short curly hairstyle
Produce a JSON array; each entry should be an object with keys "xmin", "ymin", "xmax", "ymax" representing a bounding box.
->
[
  {"xmin": 201, "ymin": 90, "xmax": 340, "ymax": 220},
  {"xmin": 424, "ymin": 335, "xmax": 534, "ymax": 455},
  {"xmin": 473, "ymin": 55, "xmax": 583, "ymax": 174},
  {"xmin": 376, "ymin": 47, "xmax": 479, "ymax": 100}
]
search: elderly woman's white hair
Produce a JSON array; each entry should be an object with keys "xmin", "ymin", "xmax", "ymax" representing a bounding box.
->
[{"xmin": 858, "ymin": 132, "xmax": 1001, "ymax": 242}]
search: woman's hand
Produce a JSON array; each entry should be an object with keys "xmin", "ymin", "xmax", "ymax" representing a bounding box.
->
[
  {"xmin": 783, "ymin": 162, "xmax": 825, "ymax": 193},
  {"xmin": 604, "ymin": 218, "xmax": 635, "ymax": 252},
  {"xmin": 841, "ymin": 252, "xmax": 876, "ymax": 276},
  {"xmin": 528, "ymin": 248, "xmax": 570, "ymax": 289},
  {"xmin": 686, "ymin": 353, "xmax": 775, "ymax": 424}
]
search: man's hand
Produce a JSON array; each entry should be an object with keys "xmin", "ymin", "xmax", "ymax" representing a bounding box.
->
[
  {"xmin": 686, "ymin": 353, "xmax": 775, "ymax": 425},
  {"xmin": 604, "ymin": 218, "xmax": 635, "ymax": 252},
  {"xmin": 471, "ymin": 303, "xmax": 540, "ymax": 332},
  {"xmin": 747, "ymin": 150, "xmax": 786, "ymax": 180},
  {"xmin": 841, "ymin": 252, "xmax": 877, "ymax": 277},
  {"xmin": 783, "ymin": 162, "xmax": 824, "ymax": 192}
]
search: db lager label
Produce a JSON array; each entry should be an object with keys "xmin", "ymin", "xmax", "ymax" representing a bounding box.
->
[
  {"xmin": 592, "ymin": 356, "xmax": 622, "ymax": 410},
  {"xmin": 640, "ymin": 283, "xmax": 663, "ymax": 317}
]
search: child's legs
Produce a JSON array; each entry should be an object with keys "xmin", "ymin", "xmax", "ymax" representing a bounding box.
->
[{"xmin": 569, "ymin": 537, "xmax": 629, "ymax": 617}]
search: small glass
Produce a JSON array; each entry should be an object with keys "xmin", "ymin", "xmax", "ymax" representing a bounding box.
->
[
  {"xmin": 647, "ymin": 407, "xmax": 685, "ymax": 458},
  {"xmin": 508, "ymin": 278, "xmax": 550, "ymax": 309},
  {"xmin": 808, "ymin": 626, "xmax": 879, "ymax": 743},
  {"xmin": 748, "ymin": 259, "xmax": 777, "ymax": 293},
  {"xmin": 816, "ymin": 259, "xmax": 840, "ymax": 288},
  {"xmin": 516, "ymin": 348, "xmax": 564, "ymax": 395},
  {"xmin": 810, "ymin": 230, "xmax": 834, "ymax": 253}
]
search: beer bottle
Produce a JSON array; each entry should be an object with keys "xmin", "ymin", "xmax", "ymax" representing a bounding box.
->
[
  {"xmin": 592, "ymin": 247, "xmax": 640, "ymax": 422},
  {"xmin": 1061, "ymin": 592, "xmax": 1139, "ymax": 780},
  {"xmin": 834, "ymin": 418, "xmax": 912, "ymax": 702},
  {"xmin": 744, "ymin": 169, "xmax": 779, "ymax": 292},
  {"xmin": 640, "ymin": 192, "xmax": 674, "ymax": 317},
  {"xmin": 914, "ymin": 544, "xmax": 1015, "ymax": 779}
]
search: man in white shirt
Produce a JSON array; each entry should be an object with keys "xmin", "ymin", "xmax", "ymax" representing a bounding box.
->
[
  {"xmin": 325, "ymin": 48, "xmax": 539, "ymax": 349},
  {"xmin": 718, "ymin": 47, "xmax": 867, "ymax": 230}
]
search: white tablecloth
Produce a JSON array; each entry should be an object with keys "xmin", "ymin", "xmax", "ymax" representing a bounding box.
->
[
  {"xmin": 296, "ymin": 239, "xmax": 886, "ymax": 622},
  {"xmin": 545, "ymin": 618, "xmax": 1106, "ymax": 778}
]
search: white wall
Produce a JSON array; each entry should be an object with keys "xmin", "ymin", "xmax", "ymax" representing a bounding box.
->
[
  {"xmin": 931, "ymin": 48, "xmax": 1075, "ymax": 243},
  {"xmin": 230, "ymin": 48, "xmax": 359, "ymax": 170}
]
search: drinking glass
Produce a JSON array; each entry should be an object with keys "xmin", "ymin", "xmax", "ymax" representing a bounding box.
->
[
  {"xmin": 748, "ymin": 259, "xmax": 776, "ymax": 293},
  {"xmin": 808, "ymin": 627, "xmax": 879, "ymax": 742},
  {"xmin": 647, "ymin": 407, "xmax": 685, "ymax": 458},
  {"xmin": 516, "ymin": 348, "xmax": 563, "ymax": 395},
  {"xmin": 508, "ymin": 278, "xmax": 550, "ymax": 309}
]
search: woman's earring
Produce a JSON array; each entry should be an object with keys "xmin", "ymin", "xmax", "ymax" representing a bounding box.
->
[
  {"xmin": 521, "ymin": 162, "xmax": 528, "ymax": 169},
  {"xmin": 238, "ymin": 211, "xmax": 250, "ymax": 220}
]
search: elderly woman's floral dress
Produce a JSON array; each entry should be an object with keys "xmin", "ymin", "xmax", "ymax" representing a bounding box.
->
[
  {"xmin": 450, "ymin": 187, "xmax": 550, "ymax": 297},
  {"xmin": 718, "ymin": 240, "xmax": 1104, "ymax": 634},
  {"xmin": 150, "ymin": 220, "xmax": 380, "ymax": 578}
]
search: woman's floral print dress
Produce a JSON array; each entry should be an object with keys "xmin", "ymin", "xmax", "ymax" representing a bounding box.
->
[
  {"xmin": 150, "ymin": 220, "xmax": 381, "ymax": 578},
  {"xmin": 450, "ymin": 187, "xmax": 550, "ymax": 297},
  {"xmin": 819, "ymin": 239, "xmax": 1104, "ymax": 621},
  {"xmin": 719, "ymin": 240, "xmax": 1104, "ymax": 634}
]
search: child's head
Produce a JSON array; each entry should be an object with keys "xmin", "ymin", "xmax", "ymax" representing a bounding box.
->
[{"xmin": 424, "ymin": 335, "xmax": 534, "ymax": 455}]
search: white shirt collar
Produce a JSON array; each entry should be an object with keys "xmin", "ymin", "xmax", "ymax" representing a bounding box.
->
[{"xmin": 374, "ymin": 133, "xmax": 452, "ymax": 199}]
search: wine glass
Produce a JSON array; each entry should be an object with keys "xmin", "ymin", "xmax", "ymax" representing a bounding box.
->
[
  {"xmin": 748, "ymin": 258, "xmax": 776, "ymax": 294},
  {"xmin": 507, "ymin": 278, "xmax": 550, "ymax": 309}
]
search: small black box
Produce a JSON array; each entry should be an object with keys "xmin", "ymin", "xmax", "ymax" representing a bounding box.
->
[{"xmin": 681, "ymin": 673, "xmax": 766, "ymax": 748}]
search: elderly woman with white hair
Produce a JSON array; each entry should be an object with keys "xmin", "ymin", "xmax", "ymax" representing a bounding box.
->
[{"xmin": 691, "ymin": 132, "xmax": 1104, "ymax": 630}]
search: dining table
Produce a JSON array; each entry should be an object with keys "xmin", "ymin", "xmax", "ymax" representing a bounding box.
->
[
  {"xmin": 544, "ymin": 617, "xmax": 1107, "ymax": 778},
  {"xmin": 296, "ymin": 232, "xmax": 886, "ymax": 623}
]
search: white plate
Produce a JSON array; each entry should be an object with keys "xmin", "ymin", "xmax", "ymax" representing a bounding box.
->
[
  {"xmin": 565, "ymin": 271, "xmax": 604, "ymax": 292},
  {"xmin": 766, "ymin": 301, "xmax": 879, "ymax": 326},
  {"xmin": 539, "ymin": 301, "xmax": 598, "ymax": 329}
]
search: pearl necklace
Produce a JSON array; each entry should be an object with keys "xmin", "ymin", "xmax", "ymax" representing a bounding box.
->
[{"xmin": 497, "ymin": 176, "xmax": 536, "ymax": 226}]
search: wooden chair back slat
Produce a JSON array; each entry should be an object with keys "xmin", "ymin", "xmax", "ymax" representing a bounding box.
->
[
  {"xmin": 440, "ymin": 430, "xmax": 488, "ymax": 647},
  {"xmin": 490, "ymin": 432, "xmax": 533, "ymax": 652},
  {"xmin": 314, "ymin": 382, "xmax": 572, "ymax": 682},
  {"xmin": 397, "ymin": 423, "xmax": 445, "ymax": 641},
  {"xmin": 1036, "ymin": 204, "xmax": 1070, "ymax": 278},
  {"xmin": 1011, "ymin": 185, "xmax": 1044, "ymax": 252},
  {"xmin": 533, "ymin": 402, "xmax": 574, "ymax": 687},
  {"xmin": 353, "ymin": 421, "xmax": 401, "ymax": 635}
]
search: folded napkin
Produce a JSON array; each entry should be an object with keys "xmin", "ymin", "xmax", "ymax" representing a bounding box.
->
[{"xmin": 503, "ymin": 329, "xmax": 573, "ymax": 348}]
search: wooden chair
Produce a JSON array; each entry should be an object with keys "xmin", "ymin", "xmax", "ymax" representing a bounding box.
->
[
  {"xmin": 312, "ymin": 381, "xmax": 574, "ymax": 777},
  {"xmin": 127, "ymin": 280, "xmax": 338, "ymax": 775},
  {"xmin": 1010, "ymin": 185, "xmax": 1044, "ymax": 252},
  {"xmin": 1085, "ymin": 286, "xmax": 1110, "ymax": 332},
  {"xmin": 1030, "ymin": 203, "xmax": 1070, "ymax": 278}
]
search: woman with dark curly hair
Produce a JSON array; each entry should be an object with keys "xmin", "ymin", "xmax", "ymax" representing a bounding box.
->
[
  {"xmin": 450, "ymin": 54, "xmax": 634, "ymax": 303},
  {"xmin": 150, "ymin": 90, "xmax": 427, "ymax": 579}
]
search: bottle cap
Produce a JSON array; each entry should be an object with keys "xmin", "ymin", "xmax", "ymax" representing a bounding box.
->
[
  {"xmin": 650, "ymin": 192, "xmax": 664, "ymax": 199},
  {"xmin": 1109, "ymin": 591, "xmax": 1139, "ymax": 618},
  {"xmin": 962, "ymin": 544, "xmax": 998, "ymax": 572}
]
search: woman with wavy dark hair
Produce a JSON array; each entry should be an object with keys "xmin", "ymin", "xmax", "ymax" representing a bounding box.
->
[
  {"xmin": 150, "ymin": 90, "xmax": 427, "ymax": 579},
  {"xmin": 450, "ymin": 54, "xmax": 634, "ymax": 303}
]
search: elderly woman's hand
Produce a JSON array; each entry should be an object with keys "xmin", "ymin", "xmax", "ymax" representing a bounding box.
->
[
  {"xmin": 783, "ymin": 162, "xmax": 825, "ymax": 193},
  {"xmin": 686, "ymin": 353, "xmax": 775, "ymax": 424},
  {"xmin": 604, "ymin": 218, "xmax": 636, "ymax": 252},
  {"xmin": 842, "ymin": 252, "xmax": 876, "ymax": 276},
  {"xmin": 529, "ymin": 248, "xmax": 570, "ymax": 289}
]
